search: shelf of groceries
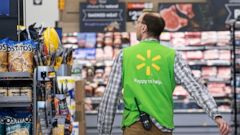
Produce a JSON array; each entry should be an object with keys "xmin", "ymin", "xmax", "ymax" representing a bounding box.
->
[
  {"xmin": 63, "ymin": 31, "xmax": 240, "ymax": 114},
  {"xmin": 0, "ymin": 25, "xmax": 78, "ymax": 135}
]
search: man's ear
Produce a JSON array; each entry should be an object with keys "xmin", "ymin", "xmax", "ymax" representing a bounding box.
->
[{"xmin": 141, "ymin": 24, "xmax": 147, "ymax": 33}]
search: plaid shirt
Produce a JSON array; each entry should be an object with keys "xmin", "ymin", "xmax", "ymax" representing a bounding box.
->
[{"xmin": 97, "ymin": 45, "xmax": 221, "ymax": 135}]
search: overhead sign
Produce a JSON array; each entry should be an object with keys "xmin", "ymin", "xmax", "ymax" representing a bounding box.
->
[
  {"xmin": 226, "ymin": 3, "xmax": 240, "ymax": 21},
  {"xmin": 127, "ymin": 2, "xmax": 153, "ymax": 21},
  {"xmin": 80, "ymin": 2, "xmax": 126, "ymax": 32},
  {"xmin": 158, "ymin": 0, "xmax": 235, "ymax": 31},
  {"xmin": 87, "ymin": 0, "xmax": 118, "ymax": 4},
  {"xmin": 0, "ymin": 0, "xmax": 10, "ymax": 16}
]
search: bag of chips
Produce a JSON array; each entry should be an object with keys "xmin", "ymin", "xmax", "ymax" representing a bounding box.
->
[
  {"xmin": 8, "ymin": 40, "xmax": 36, "ymax": 73},
  {"xmin": 5, "ymin": 111, "xmax": 32, "ymax": 135},
  {"xmin": 0, "ymin": 111, "xmax": 5, "ymax": 135},
  {"xmin": 0, "ymin": 38, "xmax": 9, "ymax": 72}
]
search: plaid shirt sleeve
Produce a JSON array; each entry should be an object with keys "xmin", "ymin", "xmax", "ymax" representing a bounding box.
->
[
  {"xmin": 174, "ymin": 52, "xmax": 222, "ymax": 120},
  {"xmin": 97, "ymin": 50, "xmax": 123, "ymax": 135}
]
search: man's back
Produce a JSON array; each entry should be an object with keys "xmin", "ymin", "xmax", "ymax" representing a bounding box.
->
[{"xmin": 122, "ymin": 40, "xmax": 176, "ymax": 129}]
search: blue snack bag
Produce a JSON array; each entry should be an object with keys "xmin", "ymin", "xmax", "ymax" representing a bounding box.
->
[
  {"xmin": 0, "ymin": 111, "xmax": 5, "ymax": 135},
  {"xmin": 5, "ymin": 111, "xmax": 32, "ymax": 135},
  {"xmin": 0, "ymin": 38, "xmax": 9, "ymax": 72}
]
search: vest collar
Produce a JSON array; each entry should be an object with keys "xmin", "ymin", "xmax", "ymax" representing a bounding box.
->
[{"xmin": 141, "ymin": 38, "xmax": 159, "ymax": 42}]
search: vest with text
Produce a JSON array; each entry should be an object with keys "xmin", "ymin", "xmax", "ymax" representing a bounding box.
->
[{"xmin": 122, "ymin": 40, "xmax": 176, "ymax": 129}]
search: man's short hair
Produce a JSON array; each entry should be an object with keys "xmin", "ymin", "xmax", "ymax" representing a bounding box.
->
[{"xmin": 142, "ymin": 13, "xmax": 165, "ymax": 38}]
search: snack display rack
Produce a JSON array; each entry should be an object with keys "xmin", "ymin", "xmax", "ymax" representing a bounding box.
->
[
  {"xmin": 0, "ymin": 22, "xmax": 79, "ymax": 134},
  {"xmin": 32, "ymin": 66, "xmax": 86, "ymax": 135},
  {"xmin": 0, "ymin": 72, "xmax": 34, "ymax": 134},
  {"xmin": 0, "ymin": 72, "xmax": 33, "ymax": 107}
]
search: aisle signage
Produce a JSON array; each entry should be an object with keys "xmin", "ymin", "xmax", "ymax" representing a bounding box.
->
[
  {"xmin": 87, "ymin": 0, "xmax": 118, "ymax": 4},
  {"xmin": 0, "ymin": 0, "xmax": 10, "ymax": 16},
  {"xmin": 80, "ymin": 2, "xmax": 126, "ymax": 32},
  {"xmin": 158, "ymin": 0, "xmax": 237, "ymax": 31},
  {"xmin": 226, "ymin": 3, "xmax": 240, "ymax": 22},
  {"xmin": 127, "ymin": 2, "xmax": 153, "ymax": 21}
]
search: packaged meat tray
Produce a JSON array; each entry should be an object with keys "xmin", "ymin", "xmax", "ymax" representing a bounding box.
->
[
  {"xmin": 171, "ymin": 37, "xmax": 189, "ymax": 46},
  {"xmin": 185, "ymin": 32, "xmax": 201, "ymax": 38},
  {"xmin": 187, "ymin": 38, "xmax": 202, "ymax": 46},
  {"xmin": 201, "ymin": 31, "xmax": 217, "ymax": 45},
  {"xmin": 104, "ymin": 46, "xmax": 113, "ymax": 60},
  {"xmin": 95, "ymin": 48, "xmax": 104, "ymax": 61},
  {"xmin": 204, "ymin": 50, "xmax": 219, "ymax": 60},
  {"xmin": 173, "ymin": 85, "xmax": 188, "ymax": 97},
  {"xmin": 219, "ymin": 50, "xmax": 231, "ymax": 60},
  {"xmin": 130, "ymin": 32, "xmax": 139, "ymax": 45},
  {"xmin": 235, "ymin": 31, "xmax": 240, "ymax": 39},
  {"xmin": 160, "ymin": 32, "xmax": 171, "ymax": 41},
  {"xmin": 192, "ymin": 70, "xmax": 201, "ymax": 78},
  {"xmin": 185, "ymin": 51, "xmax": 203, "ymax": 60},
  {"xmin": 216, "ymin": 31, "xmax": 230, "ymax": 46},
  {"xmin": 207, "ymin": 83, "xmax": 226, "ymax": 97},
  {"xmin": 217, "ymin": 67, "xmax": 231, "ymax": 80},
  {"xmin": 96, "ymin": 33, "xmax": 104, "ymax": 44},
  {"xmin": 201, "ymin": 67, "xmax": 217, "ymax": 78},
  {"xmin": 171, "ymin": 32, "xmax": 185, "ymax": 38}
]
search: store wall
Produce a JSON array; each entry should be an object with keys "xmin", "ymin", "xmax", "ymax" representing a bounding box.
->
[
  {"xmin": 59, "ymin": 0, "xmax": 206, "ymax": 33},
  {"xmin": 25, "ymin": 0, "xmax": 59, "ymax": 27}
]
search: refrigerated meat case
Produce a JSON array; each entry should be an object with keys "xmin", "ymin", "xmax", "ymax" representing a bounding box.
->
[
  {"xmin": 229, "ymin": 19, "xmax": 240, "ymax": 135},
  {"xmin": 64, "ymin": 31, "xmax": 233, "ymax": 135}
]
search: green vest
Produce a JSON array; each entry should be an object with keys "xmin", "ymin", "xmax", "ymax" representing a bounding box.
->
[{"xmin": 122, "ymin": 40, "xmax": 176, "ymax": 129}]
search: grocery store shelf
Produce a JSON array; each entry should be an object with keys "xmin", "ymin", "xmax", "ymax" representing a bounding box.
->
[
  {"xmin": 0, "ymin": 16, "xmax": 18, "ymax": 19},
  {"xmin": 188, "ymin": 60, "xmax": 231, "ymax": 66},
  {"xmin": 0, "ymin": 96, "xmax": 32, "ymax": 102},
  {"xmin": 174, "ymin": 46, "xmax": 205, "ymax": 51},
  {"xmin": 85, "ymin": 110, "xmax": 123, "ymax": 114},
  {"xmin": 174, "ymin": 46, "xmax": 232, "ymax": 51},
  {"xmin": 87, "ymin": 97, "xmax": 123, "ymax": 104},
  {"xmin": 0, "ymin": 96, "xmax": 32, "ymax": 107},
  {"xmin": 85, "ymin": 110, "xmax": 232, "ymax": 135},
  {"xmin": 85, "ymin": 109, "xmax": 231, "ymax": 114},
  {"xmin": 174, "ymin": 98, "xmax": 231, "ymax": 103},
  {"xmin": 235, "ymin": 46, "xmax": 240, "ymax": 49},
  {"xmin": 206, "ymin": 60, "xmax": 231, "ymax": 66},
  {"xmin": 0, "ymin": 72, "xmax": 32, "ymax": 80},
  {"xmin": 203, "ymin": 78, "xmax": 231, "ymax": 83},
  {"xmin": 174, "ymin": 109, "xmax": 231, "ymax": 113},
  {"xmin": 87, "ymin": 97, "xmax": 102, "ymax": 104},
  {"xmin": 205, "ymin": 46, "xmax": 232, "ymax": 50},
  {"xmin": 85, "ymin": 110, "xmax": 98, "ymax": 114},
  {"xmin": 89, "ymin": 96, "xmax": 232, "ymax": 104},
  {"xmin": 214, "ymin": 98, "xmax": 232, "ymax": 103},
  {"xmin": 74, "ymin": 60, "xmax": 114, "ymax": 66},
  {"xmin": 188, "ymin": 60, "xmax": 206, "ymax": 65},
  {"xmin": 0, "ymin": 102, "xmax": 32, "ymax": 107}
]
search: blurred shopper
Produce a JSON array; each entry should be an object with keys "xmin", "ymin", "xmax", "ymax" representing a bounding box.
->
[{"xmin": 97, "ymin": 11, "xmax": 231, "ymax": 135}]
